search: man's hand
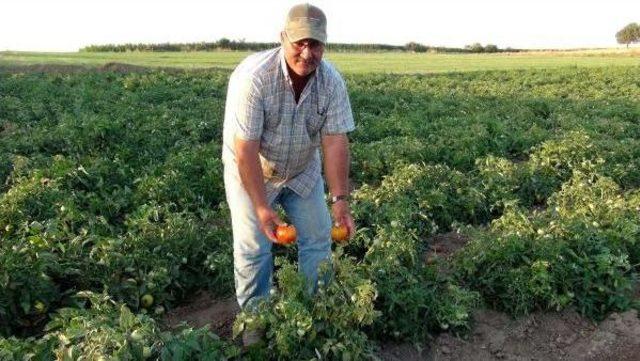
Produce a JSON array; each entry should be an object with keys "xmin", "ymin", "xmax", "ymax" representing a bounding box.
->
[
  {"xmin": 322, "ymin": 133, "xmax": 355, "ymax": 239},
  {"xmin": 235, "ymin": 136, "xmax": 284, "ymax": 242},
  {"xmin": 256, "ymin": 205, "xmax": 284, "ymax": 243},
  {"xmin": 331, "ymin": 200, "xmax": 355, "ymax": 239}
]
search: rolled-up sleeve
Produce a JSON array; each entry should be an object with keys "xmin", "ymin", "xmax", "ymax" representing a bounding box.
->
[
  {"xmin": 234, "ymin": 76, "xmax": 264, "ymax": 141},
  {"xmin": 321, "ymin": 75, "xmax": 355, "ymax": 135}
]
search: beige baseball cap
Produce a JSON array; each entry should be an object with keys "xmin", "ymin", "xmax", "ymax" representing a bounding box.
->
[{"xmin": 284, "ymin": 3, "xmax": 327, "ymax": 44}]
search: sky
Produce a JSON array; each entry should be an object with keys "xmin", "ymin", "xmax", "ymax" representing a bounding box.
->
[{"xmin": 1, "ymin": 0, "xmax": 639, "ymax": 52}]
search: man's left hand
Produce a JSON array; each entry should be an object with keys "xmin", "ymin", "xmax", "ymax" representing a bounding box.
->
[{"xmin": 331, "ymin": 200, "xmax": 355, "ymax": 239}]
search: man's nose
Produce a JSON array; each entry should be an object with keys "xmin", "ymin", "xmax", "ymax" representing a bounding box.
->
[{"xmin": 300, "ymin": 47, "xmax": 313, "ymax": 60}]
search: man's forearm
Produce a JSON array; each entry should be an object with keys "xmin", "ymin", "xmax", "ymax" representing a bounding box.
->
[
  {"xmin": 235, "ymin": 137, "xmax": 269, "ymax": 210},
  {"xmin": 321, "ymin": 134, "xmax": 350, "ymax": 197}
]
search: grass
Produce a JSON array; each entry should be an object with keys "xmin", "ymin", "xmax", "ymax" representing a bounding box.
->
[{"xmin": 1, "ymin": 49, "xmax": 639, "ymax": 74}]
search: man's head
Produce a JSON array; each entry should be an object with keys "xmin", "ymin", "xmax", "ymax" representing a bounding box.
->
[{"xmin": 282, "ymin": 3, "xmax": 326, "ymax": 77}]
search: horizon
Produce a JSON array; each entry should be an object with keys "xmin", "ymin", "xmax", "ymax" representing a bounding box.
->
[
  {"xmin": 2, "ymin": 0, "xmax": 639, "ymax": 52},
  {"xmin": 3, "ymin": 43, "xmax": 639, "ymax": 55}
]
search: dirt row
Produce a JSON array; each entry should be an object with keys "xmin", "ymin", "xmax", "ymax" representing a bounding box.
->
[{"xmin": 381, "ymin": 308, "xmax": 640, "ymax": 361}]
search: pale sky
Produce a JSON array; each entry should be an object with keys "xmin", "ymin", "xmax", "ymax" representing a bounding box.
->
[{"xmin": 2, "ymin": 0, "xmax": 639, "ymax": 52}]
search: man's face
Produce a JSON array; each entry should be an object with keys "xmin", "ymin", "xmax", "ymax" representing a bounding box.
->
[{"xmin": 281, "ymin": 32, "xmax": 324, "ymax": 77}]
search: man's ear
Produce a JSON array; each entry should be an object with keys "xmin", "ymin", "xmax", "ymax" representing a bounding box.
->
[{"xmin": 279, "ymin": 31, "xmax": 285, "ymax": 45}]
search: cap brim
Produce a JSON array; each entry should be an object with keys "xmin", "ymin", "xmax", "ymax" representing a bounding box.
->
[
  {"xmin": 286, "ymin": 29, "xmax": 326, "ymax": 44},
  {"xmin": 285, "ymin": 18, "xmax": 326, "ymax": 43}
]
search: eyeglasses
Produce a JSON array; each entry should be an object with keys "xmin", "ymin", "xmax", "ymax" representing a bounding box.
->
[{"xmin": 284, "ymin": 33, "xmax": 324, "ymax": 52}]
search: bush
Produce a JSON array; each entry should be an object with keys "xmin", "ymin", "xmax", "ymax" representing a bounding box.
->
[
  {"xmin": 0, "ymin": 291, "xmax": 240, "ymax": 360},
  {"xmin": 353, "ymin": 163, "xmax": 488, "ymax": 238},
  {"xmin": 233, "ymin": 254, "xmax": 379, "ymax": 360},
  {"xmin": 454, "ymin": 172, "xmax": 640, "ymax": 319},
  {"xmin": 363, "ymin": 226, "xmax": 479, "ymax": 341}
]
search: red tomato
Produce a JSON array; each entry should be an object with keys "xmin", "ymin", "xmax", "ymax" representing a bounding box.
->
[
  {"xmin": 275, "ymin": 224, "xmax": 297, "ymax": 245},
  {"xmin": 331, "ymin": 224, "xmax": 349, "ymax": 244}
]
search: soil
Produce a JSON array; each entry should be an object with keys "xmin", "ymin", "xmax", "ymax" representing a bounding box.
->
[
  {"xmin": 379, "ymin": 308, "xmax": 640, "ymax": 361},
  {"xmin": 162, "ymin": 291, "xmax": 239, "ymax": 340},
  {"xmin": 0, "ymin": 121, "xmax": 16, "ymax": 137},
  {"xmin": 424, "ymin": 231, "xmax": 470, "ymax": 266}
]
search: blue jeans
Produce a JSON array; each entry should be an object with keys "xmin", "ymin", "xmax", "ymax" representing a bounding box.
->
[{"xmin": 224, "ymin": 167, "xmax": 332, "ymax": 310}]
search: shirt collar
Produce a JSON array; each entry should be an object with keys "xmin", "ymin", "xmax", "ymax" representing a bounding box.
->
[{"xmin": 279, "ymin": 47, "xmax": 292, "ymax": 85}]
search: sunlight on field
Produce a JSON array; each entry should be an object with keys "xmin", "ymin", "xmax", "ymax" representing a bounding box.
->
[{"xmin": 1, "ymin": 49, "xmax": 639, "ymax": 74}]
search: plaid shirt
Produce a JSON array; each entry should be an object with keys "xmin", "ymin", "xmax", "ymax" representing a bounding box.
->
[{"xmin": 222, "ymin": 47, "xmax": 355, "ymax": 203}]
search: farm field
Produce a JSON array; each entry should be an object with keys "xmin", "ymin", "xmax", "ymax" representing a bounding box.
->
[
  {"xmin": 1, "ymin": 57, "xmax": 640, "ymax": 360},
  {"xmin": 1, "ymin": 48, "xmax": 639, "ymax": 73}
]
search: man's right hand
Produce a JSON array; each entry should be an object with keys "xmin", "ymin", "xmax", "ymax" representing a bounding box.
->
[
  {"xmin": 256, "ymin": 205, "xmax": 284, "ymax": 243},
  {"xmin": 235, "ymin": 137, "xmax": 283, "ymax": 242}
]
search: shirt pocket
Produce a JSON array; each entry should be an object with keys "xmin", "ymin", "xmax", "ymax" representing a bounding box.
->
[
  {"xmin": 305, "ymin": 94, "xmax": 328, "ymax": 140},
  {"xmin": 263, "ymin": 102, "xmax": 282, "ymax": 130},
  {"xmin": 305, "ymin": 111, "xmax": 326, "ymax": 145}
]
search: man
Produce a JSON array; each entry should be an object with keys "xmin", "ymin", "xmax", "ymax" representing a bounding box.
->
[{"xmin": 221, "ymin": 2, "xmax": 356, "ymax": 333}]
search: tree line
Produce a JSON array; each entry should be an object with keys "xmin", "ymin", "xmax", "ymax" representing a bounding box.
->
[
  {"xmin": 80, "ymin": 24, "xmax": 640, "ymax": 53},
  {"xmin": 80, "ymin": 38, "xmax": 516, "ymax": 53}
]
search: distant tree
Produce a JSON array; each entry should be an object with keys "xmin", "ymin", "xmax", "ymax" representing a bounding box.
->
[
  {"xmin": 465, "ymin": 43, "xmax": 485, "ymax": 53},
  {"xmin": 616, "ymin": 23, "xmax": 640, "ymax": 48},
  {"xmin": 404, "ymin": 42, "xmax": 428, "ymax": 53},
  {"xmin": 217, "ymin": 38, "xmax": 231, "ymax": 49},
  {"xmin": 484, "ymin": 44, "xmax": 499, "ymax": 53}
]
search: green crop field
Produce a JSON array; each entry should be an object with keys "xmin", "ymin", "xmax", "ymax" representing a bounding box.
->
[
  {"xmin": 1, "ymin": 49, "xmax": 639, "ymax": 73},
  {"xmin": 1, "ymin": 52, "xmax": 640, "ymax": 359}
]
